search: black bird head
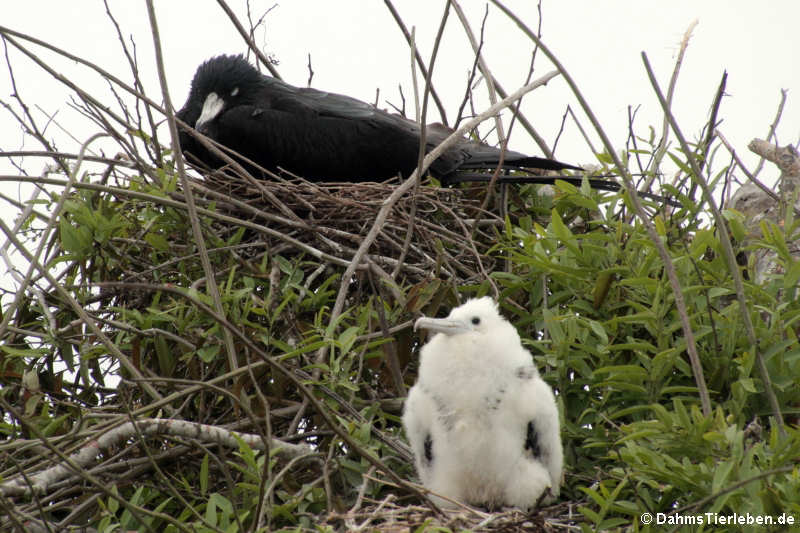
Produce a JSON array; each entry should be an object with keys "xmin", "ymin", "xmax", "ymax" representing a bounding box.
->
[{"xmin": 178, "ymin": 55, "xmax": 264, "ymax": 133}]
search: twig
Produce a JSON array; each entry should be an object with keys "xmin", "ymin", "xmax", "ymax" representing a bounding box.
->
[
  {"xmin": 716, "ymin": 131, "xmax": 782, "ymax": 206},
  {"xmin": 393, "ymin": 2, "xmax": 451, "ymax": 279},
  {"xmin": 490, "ymin": 0, "xmax": 712, "ymax": 416},
  {"xmin": 753, "ymin": 89, "xmax": 788, "ymax": 177},
  {"xmin": 678, "ymin": 71, "xmax": 727, "ymax": 201},
  {"xmin": 329, "ymin": 70, "xmax": 562, "ymax": 325},
  {"xmin": 145, "ymin": 0, "xmax": 239, "ymax": 373},
  {"xmin": 0, "ymin": 398, "xmax": 181, "ymax": 532},
  {"xmin": 642, "ymin": 53, "xmax": 782, "ymax": 429},
  {"xmin": 667, "ymin": 465, "xmax": 795, "ymax": 523},
  {"xmin": 0, "ymin": 213, "xmax": 171, "ymax": 413},
  {"xmin": 104, "ymin": 0, "xmax": 162, "ymax": 165},
  {"xmin": 748, "ymin": 139, "xmax": 800, "ymax": 193},
  {"xmin": 382, "ymin": 0, "xmax": 449, "ymax": 124},
  {"xmin": 215, "ymin": 0, "xmax": 281, "ymax": 79},
  {"xmin": 650, "ymin": 20, "xmax": 697, "ymax": 175}
]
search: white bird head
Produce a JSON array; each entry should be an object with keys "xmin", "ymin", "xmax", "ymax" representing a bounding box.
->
[{"xmin": 414, "ymin": 296, "xmax": 518, "ymax": 341}]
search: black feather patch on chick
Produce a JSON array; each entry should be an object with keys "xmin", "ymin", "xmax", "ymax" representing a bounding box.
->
[
  {"xmin": 423, "ymin": 434, "xmax": 433, "ymax": 465},
  {"xmin": 525, "ymin": 420, "xmax": 541, "ymax": 459}
]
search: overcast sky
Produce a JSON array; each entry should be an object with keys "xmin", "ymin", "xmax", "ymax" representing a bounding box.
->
[
  {"xmin": 1, "ymin": 0, "xmax": 797, "ymax": 313},
  {"xmin": 1, "ymin": 1, "xmax": 798, "ymax": 195}
]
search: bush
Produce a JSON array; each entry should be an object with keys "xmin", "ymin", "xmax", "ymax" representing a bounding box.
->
[{"xmin": 1, "ymin": 4, "xmax": 798, "ymax": 532}]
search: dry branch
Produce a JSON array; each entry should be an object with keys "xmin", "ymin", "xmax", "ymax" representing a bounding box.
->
[
  {"xmin": 748, "ymin": 139, "xmax": 800, "ymax": 191},
  {"xmin": 0, "ymin": 418, "xmax": 314, "ymax": 497}
]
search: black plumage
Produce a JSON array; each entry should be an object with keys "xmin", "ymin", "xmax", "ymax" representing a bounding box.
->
[
  {"xmin": 524, "ymin": 420, "xmax": 542, "ymax": 459},
  {"xmin": 423, "ymin": 434, "xmax": 433, "ymax": 465},
  {"xmin": 176, "ymin": 55, "xmax": 679, "ymax": 206},
  {"xmin": 176, "ymin": 54, "xmax": 581, "ymax": 183}
]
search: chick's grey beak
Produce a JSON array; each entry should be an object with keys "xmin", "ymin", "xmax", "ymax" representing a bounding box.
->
[{"xmin": 414, "ymin": 316, "xmax": 471, "ymax": 336}]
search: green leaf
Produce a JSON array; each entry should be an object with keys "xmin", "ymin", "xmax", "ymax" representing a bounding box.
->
[
  {"xmin": 197, "ymin": 344, "xmax": 221, "ymax": 363},
  {"xmin": 578, "ymin": 505, "xmax": 602, "ymax": 524},
  {"xmin": 712, "ymin": 459, "xmax": 734, "ymax": 494},
  {"xmin": 593, "ymin": 365, "xmax": 649, "ymax": 380},
  {"xmin": 145, "ymin": 232, "xmax": 170, "ymax": 252},
  {"xmin": 155, "ymin": 336, "xmax": 176, "ymax": 376},
  {"xmin": 738, "ymin": 377, "xmax": 757, "ymax": 393},
  {"xmin": 59, "ymin": 218, "xmax": 93, "ymax": 257},
  {"xmin": 549, "ymin": 208, "xmax": 574, "ymax": 243},
  {"xmin": 337, "ymin": 326, "xmax": 361, "ymax": 355},
  {"xmin": 763, "ymin": 338, "xmax": 797, "ymax": 362},
  {"xmin": 586, "ymin": 319, "xmax": 608, "ymax": 344},
  {"xmin": 0, "ymin": 345, "xmax": 48, "ymax": 358},
  {"xmin": 108, "ymin": 485, "xmax": 119, "ymax": 514},
  {"xmin": 727, "ymin": 215, "xmax": 748, "ymax": 242},
  {"xmin": 784, "ymin": 259, "xmax": 800, "ymax": 290},
  {"xmin": 200, "ymin": 453, "xmax": 209, "ymax": 495}
]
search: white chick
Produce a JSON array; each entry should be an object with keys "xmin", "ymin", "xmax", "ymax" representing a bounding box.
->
[{"xmin": 403, "ymin": 297, "xmax": 562, "ymax": 509}]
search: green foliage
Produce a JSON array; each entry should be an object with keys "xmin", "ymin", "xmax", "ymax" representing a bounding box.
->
[
  {"xmin": 485, "ymin": 154, "xmax": 800, "ymax": 530},
  {"xmin": 4, "ymin": 143, "xmax": 800, "ymax": 532}
]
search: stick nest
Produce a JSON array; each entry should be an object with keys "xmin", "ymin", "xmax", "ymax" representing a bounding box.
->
[{"xmin": 194, "ymin": 168, "xmax": 508, "ymax": 285}]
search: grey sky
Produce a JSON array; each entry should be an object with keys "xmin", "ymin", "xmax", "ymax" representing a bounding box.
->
[{"xmin": 1, "ymin": 1, "xmax": 798, "ymax": 191}]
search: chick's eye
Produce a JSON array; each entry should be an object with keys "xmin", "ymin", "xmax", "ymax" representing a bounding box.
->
[{"xmin": 471, "ymin": 317, "xmax": 480, "ymax": 325}]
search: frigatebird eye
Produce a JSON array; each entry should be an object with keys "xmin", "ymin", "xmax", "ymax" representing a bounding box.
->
[
  {"xmin": 230, "ymin": 87, "xmax": 239, "ymax": 97},
  {"xmin": 471, "ymin": 317, "xmax": 480, "ymax": 325}
]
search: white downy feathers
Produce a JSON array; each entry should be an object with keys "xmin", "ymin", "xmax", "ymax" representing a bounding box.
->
[{"xmin": 403, "ymin": 297, "xmax": 563, "ymax": 509}]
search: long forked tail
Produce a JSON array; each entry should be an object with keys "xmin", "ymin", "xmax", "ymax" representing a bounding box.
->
[
  {"xmin": 445, "ymin": 172, "xmax": 681, "ymax": 207},
  {"xmin": 457, "ymin": 155, "xmax": 584, "ymax": 173}
]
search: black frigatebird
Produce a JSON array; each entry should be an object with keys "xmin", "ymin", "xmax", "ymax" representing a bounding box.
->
[{"xmin": 176, "ymin": 55, "xmax": 675, "ymax": 204}]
